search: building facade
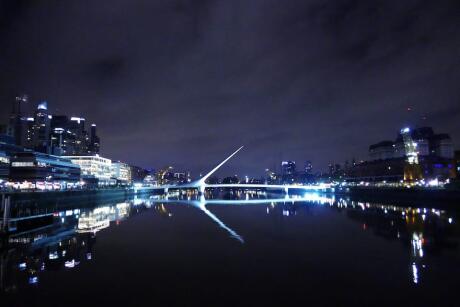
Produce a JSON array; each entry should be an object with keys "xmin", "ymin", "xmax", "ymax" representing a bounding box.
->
[
  {"xmin": 63, "ymin": 155, "xmax": 112, "ymax": 185},
  {"xmin": 9, "ymin": 152, "xmax": 81, "ymax": 183},
  {"xmin": 111, "ymin": 161, "xmax": 132, "ymax": 183},
  {"xmin": 6, "ymin": 97, "xmax": 100, "ymax": 156},
  {"xmin": 349, "ymin": 127, "xmax": 455, "ymax": 182}
]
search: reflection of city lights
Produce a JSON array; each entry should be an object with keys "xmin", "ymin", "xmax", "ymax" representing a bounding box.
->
[
  {"xmin": 64, "ymin": 259, "xmax": 80, "ymax": 268},
  {"xmin": 49, "ymin": 251, "xmax": 59, "ymax": 259},
  {"xmin": 412, "ymin": 233, "xmax": 424, "ymax": 258},
  {"xmin": 412, "ymin": 263, "xmax": 419, "ymax": 284},
  {"xmin": 7, "ymin": 192, "xmax": 456, "ymax": 292},
  {"xmin": 28, "ymin": 276, "xmax": 39, "ymax": 284}
]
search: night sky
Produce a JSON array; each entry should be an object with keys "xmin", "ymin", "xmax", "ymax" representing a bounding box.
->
[{"xmin": 1, "ymin": 0, "xmax": 459, "ymax": 177}]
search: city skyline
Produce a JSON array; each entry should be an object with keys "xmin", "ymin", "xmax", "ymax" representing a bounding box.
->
[
  {"xmin": 1, "ymin": 1, "xmax": 460, "ymax": 175},
  {"xmin": 1, "ymin": 2, "xmax": 460, "ymax": 306}
]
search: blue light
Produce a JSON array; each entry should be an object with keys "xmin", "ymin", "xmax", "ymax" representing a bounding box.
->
[
  {"xmin": 29, "ymin": 276, "xmax": 39, "ymax": 284},
  {"xmin": 401, "ymin": 127, "xmax": 410, "ymax": 133},
  {"xmin": 37, "ymin": 101, "xmax": 48, "ymax": 110}
]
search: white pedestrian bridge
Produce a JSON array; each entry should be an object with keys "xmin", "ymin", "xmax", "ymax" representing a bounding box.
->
[{"xmin": 145, "ymin": 146, "xmax": 332, "ymax": 194}]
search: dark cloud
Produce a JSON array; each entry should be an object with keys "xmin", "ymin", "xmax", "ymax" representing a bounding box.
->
[{"xmin": 0, "ymin": 0, "xmax": 459, "ymax": 176}]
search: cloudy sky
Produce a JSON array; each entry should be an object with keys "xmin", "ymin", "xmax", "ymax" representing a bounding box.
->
[{"xmin": 1, "ymin": 0, "xmax": 459, "ymax": 177}]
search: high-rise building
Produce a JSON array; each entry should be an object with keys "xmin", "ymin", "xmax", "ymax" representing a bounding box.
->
[
  {"xmin": 30, "ymin": 101, "xmax": 52, "ymax": 153},
  {"xmin": 281, "ymin": 161, "xmax": 296, "ymax": 175},
  {"xmin": 304, "ymin": 161, "xmax": 313, "ymax": 174},
  {"xmin": 89, "ymin": 124, "xmax": 100, "ymax": 155},
  {"xmin": 50, "ymin": 115, "xmax": 96, "ymax": 155},
  {"xmin": 4, "ymin": 97, "xmax": 100, "ymax": 157},
  {"xmin": 281, "ymin": 161, "xmax": 297, "ymax": 184},
  {"xmin": 7, "ymin": 94, "xmax": 28, "ymax": 146}
]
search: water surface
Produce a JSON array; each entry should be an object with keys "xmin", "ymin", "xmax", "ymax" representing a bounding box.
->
[{"xmin": 1, "ymin": 192, "xmax": 459, "ymax": 306}]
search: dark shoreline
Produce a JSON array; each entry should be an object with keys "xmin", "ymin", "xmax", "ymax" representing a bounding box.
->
[
  {"xmin": 334, "ymin": 187, "xmax": 460, "ymax": 209},
  {"xmin": 1, "ymin": 187, "xmax": 158, "ymax": 206}
]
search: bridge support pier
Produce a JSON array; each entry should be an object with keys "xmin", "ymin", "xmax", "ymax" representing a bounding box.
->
[{"xmin": 198, "ymin": 184, "xmax": 206, "ymax": 195}]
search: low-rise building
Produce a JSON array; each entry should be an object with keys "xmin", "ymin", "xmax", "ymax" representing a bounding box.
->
[
  {"xmin": 9, "ymin": 152, "xmax": 81, "ymax": 184},
  {"xmin": 111, "ymin": 161, "xmax": 132, "ymax": 184},
  {"xmin": 1, "ymin": 134, "xmax": 27, "ymax": 179},
  {"xmin": 352, "ymin": 127, "xmax": 456, "ymax": 183}
]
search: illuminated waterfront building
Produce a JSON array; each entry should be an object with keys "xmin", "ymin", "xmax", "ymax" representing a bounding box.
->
[
  {"xmin": 155, "ymin": 167, "xmax": 190, "ymax": 185},
  {"xmin": 9, "ymin": 151, "xmax": 81, "ymax": 184},
  {"xmin": 0, "ymin": 135, "xmax": 28, "ymax": 179},
  {"xmin": 369, "ymin": 127, "xmax": 453, "ymax": 162},
  {"xmin": 348, "ymin": 126, "xmax": 455, "ymax": 183},
  {"xmin": 63, "ymin": 155, "xmax": 112, "ymax": 185},
  {"xmin": 111, "ymin": 161, "xmax": 132, "ymax": 183}
]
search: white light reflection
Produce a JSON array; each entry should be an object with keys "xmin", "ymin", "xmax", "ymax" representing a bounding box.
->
[
  {"xmin": 412, "ymin": 233, "xmax": 424, "ymax": 258},
  {"xmin": 412, "ymin": 263, "xmax": 419, "ymax": 284},
  {"xmin": 192, "ymin": 196, "xmax": 244, "ymax": 244}
]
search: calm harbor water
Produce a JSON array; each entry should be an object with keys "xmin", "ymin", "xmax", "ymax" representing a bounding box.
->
[{"xmin": 1, "ymin": 192, "xmax": 459, "ymax": 306}]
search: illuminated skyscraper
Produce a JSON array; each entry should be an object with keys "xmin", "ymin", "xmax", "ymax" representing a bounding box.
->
[
  {"xmin": 50, "ymin": 116, "xmax": 97, "ymax": 155},
  {"xmin": 31, "ymin": 101, "xmax": 52, "ymax": 153},
  {"xmin": 89, "ymin": 124, "xmax": 100, "ymax": 154},
  {"xmin": 281, "ymin": 161, "xmax": 296, "ymax": 175}
]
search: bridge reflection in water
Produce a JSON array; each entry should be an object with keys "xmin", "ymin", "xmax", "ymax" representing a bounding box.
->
[{"xmin": 0, "ymin": 191, "xmax": 458, "ymax": 298}]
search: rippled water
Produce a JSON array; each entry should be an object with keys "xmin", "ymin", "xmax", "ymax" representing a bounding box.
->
[{"xmin": 1, "ymin": 192, "xmax": 459, "ymax": 306}]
